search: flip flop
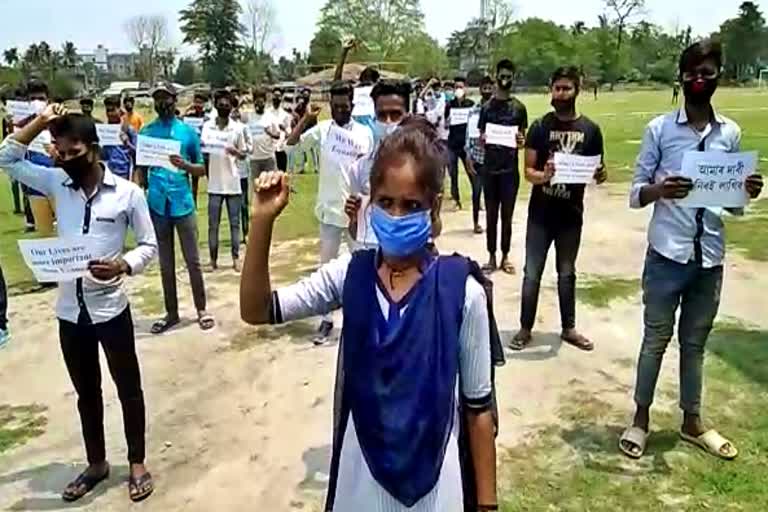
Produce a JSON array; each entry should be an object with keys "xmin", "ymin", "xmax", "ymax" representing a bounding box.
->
[
  {"xmin": 680, "ymin": 429, "xmax": 738, "ymax": 460},
  {"xmin": 482, "ymin": 262, "xmax": 497, "ymax": 274},
  {"xmin": 62, "ymin": 465, "xmax": 110, "ymax": 502},
  {"xmin": 509, "ymin": 330, "xmax": 532, "ymax": 351},
  {"xmin": 128, "ymin": 472, "xmax": 154, "ymax": 502},
  {"xmin": 151, "ymin": 316, "xmax": 180, "ymax": 335},
  {"xmin": 501, "ymin": 261, "xmax": 516, "ymax": 275},
  {"xmin": 198, "ymin": 314, "xmax": 216, "ymax": 331},
  {"xmin": 619, "ymin": 426, "xmax": 648, "ymax": 459},
  {"xmin": 562, "ymin": 332, "xmax": 595, "ymax": 352}
]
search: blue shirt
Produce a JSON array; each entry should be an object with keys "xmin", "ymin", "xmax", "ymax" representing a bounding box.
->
[
  {"xmin": 630, "ymin": 108, "xmax": 742, "ymax": 268},
  {"xmin": 101, "ymin": 126, "xmax": 136, "ymax": 180},
  {"xmin": 140, "ymin": 117, "xmax": 203, "ymax": 218}
]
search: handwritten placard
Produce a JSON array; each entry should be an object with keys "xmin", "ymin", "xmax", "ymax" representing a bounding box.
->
[
  {"xmin": 449, "ymin": 108, "xmax": 471, "ymax": 126},
  {"xmin": 18, "ymin": 236, "xmax": 102, "ymax": 282},
  {"xmin": 485, "ymin": 123, "xmax": 518, "ymax": 148},
  {"xmin": 248, "ymin": 120, "xmax": 266, "ymax": 137},
  {"xmin": 677, "ymin": 151, "xmax": 757, "ymax": 208},
  {"xmin": 136, "ymin": 135, "xmax": 181, "ymax": 169},
  {"xmin": 95, "ymin": 124, "xmax": 122, "ymax": 146},
  {"xmin": 26, "ymin": 129, "xmax": 52, "ymax": 155},
  {"xmin": 551, "ymin": 153, "xmax": 602, "ymax": 185},
  {"xmin": 201, "ymin": 127, "xmax": 232, "ymax": 156},
  {"xmin": 7, "ymin": 100, "xmax": 44, "ymax": 123},
  {"xmin": 352, "ymin": 86, "xmax": 375, "ymax": 118},
  {"xmin": 183, "ymin": 117, "xmax": 205, "ymax": 132},
  {"xmin": 325, "ymin": 124, "xmax": 369, "ymax": 166},
  {"xmin": 467, "ymin": 113, "xmax": 481, "ymax": 138}
]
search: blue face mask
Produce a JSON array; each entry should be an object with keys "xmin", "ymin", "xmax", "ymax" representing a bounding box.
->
[
  {"xmin": 371, "ymin": 205, "xmax": 432, "ymax": 258},
  {"xmin": 373, "ymin": 120, "xmax": 398, "ymax": 146}
]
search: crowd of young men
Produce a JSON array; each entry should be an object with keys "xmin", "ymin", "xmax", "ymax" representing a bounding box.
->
[{"xmin": 0, "ymin": 37, "xmax": 764, "ymax": 505}]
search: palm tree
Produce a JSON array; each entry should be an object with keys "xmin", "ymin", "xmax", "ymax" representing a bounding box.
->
[
  {"xmin": 61, "ymin": 41, "xmax": 78, "ymax": 70},
  {"xmin": 3, "ymin": 48, "xmax": 19, "ymax": 67}
]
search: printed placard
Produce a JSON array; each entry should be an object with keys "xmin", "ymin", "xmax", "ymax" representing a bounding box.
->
[
  {"xmin": 18, "ymin": 236, "xmax": 102, "ymax": 282},
  {"xmin": 248, "ymin": 120, "xmax": 266, "ymax": 137},
  {"xmin": 677, "ymin": 151, "xmax": 757, "ymax": 208},
  {"xmin": 485, "ymin": 123, "xmax": 518, "ymax": 148},
  {"xmin": 95, "ymin": 124, "xmax": 122, "ymax": 146},
  {"xmin": 467, "ymin": 113, "xmax": 481, "ymax": 138},
  {"xmin": 201, "ymin": 127, "xmax": 233, "ymax": 156},
  {"xmin": 136, "ymin": 135, "xmax": 181, "ymax": 169},
  {"xmin": 449, "ymin": 108, "xmax": 471, "ymax": 126},
  {"xmin": 551, "ymin": 153, "xmax": 602, "ymax": 185},
  {"xmin": 352, "ymin": 86, "xmax": 375, "ymax": 118},
  {"xmin": 183, "ymin": 117, "xmax": 205, "ymax": 132},
  {"xmin": 7, "ymin": 100, "xmax": 44, "ymax": 122},
  {"xmin": 325, "ymin": 124, "xmax": 368, "ymax": 166}
]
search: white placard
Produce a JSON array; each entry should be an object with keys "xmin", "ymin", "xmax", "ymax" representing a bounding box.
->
[
  {"xmin": 183, "ymin": 117, "xmax": 204, "ymax": 132},
  {"xmin": 18, "ymin": 236, "xmax": 102, "ymax": 283},
  {"xmin": 677, "ymin": 151, "xmax": 757, "ymax": 208},
  {"xmin": 449, "ymin": 108, "xmax": 471, "ymax": 126},
  {"xmin": 201, "ymin": 127, "xmax": 232, "ymax": 156},
  {"xmin": 325, "ymin": 124, "xmax": 368, "ymax": 166},
  {"xmin": 27, "ymin": 129, "xmax": 52, "ymax": 155},
  {"xmin": 551, "ymin": 153, "xmax": 602, "ymax": 185},
  {"xmin": 356, "ymin": 195, "xmax": 377, "ymax": 245},
  {"xmin": 352, "ymin": 86, "xmax": 375, "ymax": 118},
  {"xmin": 248, "ymin": 121, "xmax": 265, "ymax": 137},
  {"xmin": 7, "ymin": 100, "xmax": 44, "ymax": 123},
  {"xmin": 467, "ymin": 113, "xmax": 481, "ymax": 138},
  {"xmin": 95, "ymin": 124, "xmax": 122, "ymax": 146},
  {"xmin": 136, "ymin": 135, "xmax": 181, "ymax": 169},
  {"xmin": 485, "ymin": 123, "xmax": 518, "ymax": 148}
]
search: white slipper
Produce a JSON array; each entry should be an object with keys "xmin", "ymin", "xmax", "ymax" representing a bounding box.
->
[
  {"xmin": 680, "ymin": 429, "xmax": 738, "ymax": 460},
  {"xmin": 619, "ymin": 426, "xmax": 648, "ymax": 459}
]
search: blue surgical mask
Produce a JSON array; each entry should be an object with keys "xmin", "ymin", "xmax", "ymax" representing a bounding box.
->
[
  {"xmin": 373, "ymin": 121, "xmax": 398, "ymax": 146},
  {"xmin": 371, "ymin": 205, "xmax": 432, "ymax": 258}
]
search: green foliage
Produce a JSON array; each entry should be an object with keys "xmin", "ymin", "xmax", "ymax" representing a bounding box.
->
[
  {"xmin": 398, "ymin": 32, "xmax": 448, "ymax": 78},
  {"xmin": 717, "ymin": 1, "xmax": 768, "ymax": 80},
  {"xmin": 179, "ymin": 0, "xmax": 244, "ymax": 86},
  {"xmin": 308, "ymin": 25, "xmax": 342, "ymax": 67},
  {"xmin": 175, "ymin": 57, "xmax": 198, "ymax": 85}
]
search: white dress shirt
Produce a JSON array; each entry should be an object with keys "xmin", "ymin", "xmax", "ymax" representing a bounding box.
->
[
  {"xmin": 202, "ymin": 118, "xmax": 248, "ymax": 195},
  {"xmin": 0, "ymin": 138, "xmax": 158, "ymax": 324}
]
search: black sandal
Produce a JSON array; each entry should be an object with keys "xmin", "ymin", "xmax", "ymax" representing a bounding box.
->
[
  {"xmin": 62, "ymin": 465, "xmax": 110, "ymax": 502},
  {"xmin": 151, "ymin": 316, "xmax": 180, "ymax": 335},
  {"xmin": 128, "ymin": 472, "xmax": 154, "ymax": 502},
  {"xmin": 509, "ymin": 330, "xmax": 532, "ymax": 351}
]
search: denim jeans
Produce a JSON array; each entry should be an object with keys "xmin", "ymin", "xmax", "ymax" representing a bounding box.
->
[
  {"xmin": 0, "ymin": 263, "xmax": 7, "ymax": 330},
  {"xmin": 634, "ymin": 248, "xmax": 723, "ymax": 415},
  {"xmin": 208, "ymin": 194, "xmax": 242, "ymax": 263},
  {"xmin": 483, "ymin": 172, "xmax": 519, "ymax": 256},
  {"xmin": 520, "ymin": 219, "xmax": 582, "ymax": 330}
]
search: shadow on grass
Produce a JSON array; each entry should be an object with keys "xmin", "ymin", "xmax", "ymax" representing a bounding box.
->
[
  {"xmin": 223, "ymin": 320, "xmax": 322, "ymax": 352},
  {"xmin": 707, "ymin": 323, "xmax": 768, "ymax": 390},
  {"xmin": 577, "ymin": 274, "xmax": 640, "ymax": 308}
]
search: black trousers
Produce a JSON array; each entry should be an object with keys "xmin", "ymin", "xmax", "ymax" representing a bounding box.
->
[
  {"xmin": 59, "ymin": 306, "xmax": 146, "ymax": 464},
  {"xmin": 275, "ymin": 151, "xmax": 288, "ymax": 172},
  {"xmin": 11, "ymin": 180, "xmax": 22, "ymax": 214},
  {"xmin": 0, "ymin": 263, "xmax": 7, "ymax": 330},
  {"xmin": 483, "ymin": 171, "xmax": 520, "ymax": 256},
  {"xmin": 240, "ymin": 177, "xmax": 250, "ymax": 239}
]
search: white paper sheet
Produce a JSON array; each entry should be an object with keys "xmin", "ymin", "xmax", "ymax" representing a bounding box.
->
[{"xmin": 677, "ymin": 151, "xmax": 758, "ymax": 208}]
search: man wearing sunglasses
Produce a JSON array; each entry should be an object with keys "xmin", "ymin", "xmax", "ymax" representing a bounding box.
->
[{"xmin": 620, "ymin": 40, "xmax": 763, "ymax": 462}]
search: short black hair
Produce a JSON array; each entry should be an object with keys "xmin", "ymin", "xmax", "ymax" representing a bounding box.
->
[
  {"xmin": 103, "ymin": 96, "xmax": 121, "ymax": 109},
  {"xmin": 80, "ymin": 98, "xmax": 94, "ymax": 106},
  {"xmin": 252, "ymin": 87, "xmax": 267, "ymax": 100},
  {"xmin": 123, "ymin": 96, "xmax": 134, "ymax": 104},
  {"xmin": 272, "ymin": 86, "xmax": 283, "ymax": 95},
  {"xmin": 480, "ymin": 75, "xmax": 494, "ymax": 87},
  {"xmin": 679, "ymin": 39, "xmax": 723, "ymax": 77},
  {"xmin": 550, "ymin": 66, "xmax": 582, "ymax": 91},
  {"xmin": 453, "ymin": 76, "xmax": 467, "ymax": 84},
  {"xmin": 496, "ymin": 59, "xmax": 516, "ymax": 75},
  {"xmin": 193, "ymin": 91, "xmax": 209, "ymax": 102},
  {"xmin": 359, "ymin": 66, "xmax": 381, "ymax": 85},
  {"xmin": 443, "ymin": 81, "xmax": 455, "ymax": 89},
  {"xmin": 49, "ymin": 113, "xmax": 99, "ymax": 145},
  {"xmin": 329, "ymin": 81, "xmax": 354, "ymax": 101},
  {"xmin": 25, "ymin": 79, "xmax": 49, "ymax": 98},
  {"xmin": 371, "ymin": 79, "xmax": 412, "ymax": 113},
  {"xmin": 213, "ymin": 88, "xmax": 233, "ymax": 104}
]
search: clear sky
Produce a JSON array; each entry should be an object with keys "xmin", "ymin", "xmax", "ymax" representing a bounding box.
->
[{"xmin": 0, "ymin": 0, "xmax": 764, "ymax": 58}]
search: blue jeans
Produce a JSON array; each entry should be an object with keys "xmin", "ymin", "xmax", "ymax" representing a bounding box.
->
[
  {"xmin": 208, "ymin": 194, "xmax": 242, "ymax": 263},
  {"xmin": 634, "ymin": 248, "xmax": 722, "ymax": 415}
]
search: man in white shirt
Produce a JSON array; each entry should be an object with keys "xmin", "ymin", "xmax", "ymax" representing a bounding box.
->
[
  {"xmin": 201, "ymin": 89, "xmax": 248, "ymax": 272},
  {"xmin": 267, "ymin": 87, "xmax": 293, "ymax": 172},
  {"xmin": 0, "ymin": 105, "xmax": 157, "ymax": 503},
  {"xmin": 286, "ymin": 81, "xmax": 373, "ymax": 343},
  {"xmin": 247, "ymin": 87, "xmax": 281, "ymax": 177}
]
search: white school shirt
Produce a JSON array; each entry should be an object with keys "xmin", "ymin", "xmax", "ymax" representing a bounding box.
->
[
  {"xmin": 202, "ymin": 118, "xmax": 248, "ymax": 195},
  {"xmin": 274, "ymin": 253, "xmax": 493, "ymax": 512},
  {"xmin": 296, "ymin": 119, "xmax": 373, "ymax": 228},
  {"xmin": 0, "ymin": 139, "xmax": 157, "ymax": 324},
  {"xmin": 247, "ymin": 111, "xmax": 279, "ymax": 160},
  {"xmin": 267, "ymin": 106, "xmax": 292, "ymax": 152},
  {"xmin": 237, "ymin": 118, "xmax": 253, "ymax": 179}
]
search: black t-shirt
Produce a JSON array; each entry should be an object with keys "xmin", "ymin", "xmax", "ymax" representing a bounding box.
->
[
  {"xmin": 525, "ymin": 112, "xmax": 604, "ymax": 225},
  {"xmin": 445, "ymin": 98, "xmax": 475, "ymax": 151},
  {"xmin": 478, "ymin": 97, "xmax": 528, "ymax": 174}
]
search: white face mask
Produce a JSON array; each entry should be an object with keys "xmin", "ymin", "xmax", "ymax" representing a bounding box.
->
[
  {"xmin": 30, "ymin": 100, "xmax": 47, "ymax": 113},
  {"xmin": 455, "ymin": 88, "xmax": 466, "ymax": 99},
  {"xmin": 374, "ymin": 120, "xmax": 399, "ymax": 143}
]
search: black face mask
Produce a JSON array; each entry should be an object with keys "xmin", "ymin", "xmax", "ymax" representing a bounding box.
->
[
  {"xmin": 683, "ymin": 79, "xmax": 717, "ymax": 106},
  {"xmin": 217, "ymin": 107, "xmax": 232, "ymax": 119},
  {"xmin": 332, "ymin": 109, "xmax": 352, "ymax": 127},
  {"xmin": 551, "ymin": 97, "xmax": 577, "ymax": 114},
  {"xmin": 272, "ymin": 98, "xmax": 281, "ymax": 108},
  {"xmin": 155, "ymin": 101, "xmax": 175, "ymax": 119},
  {"xmin": 481, "ymin": 91, "xmax": 493, "ymax": 102},
  {"xmin": 57, "ymin": 151, "xmax": 92, "ymax": 189}
]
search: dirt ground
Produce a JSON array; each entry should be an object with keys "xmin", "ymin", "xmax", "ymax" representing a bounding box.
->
[{"xmin": 1, "ymin": 183, "xmax": 766, "ymax": 511}]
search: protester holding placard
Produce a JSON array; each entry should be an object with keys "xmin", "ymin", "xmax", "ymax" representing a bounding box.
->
[
  {"xmin": 286, "ymin": 81, "xmax": 373, "ymax": 344},
  {"xmin": 0, "ymin": 104, "xmax": 158, "ymax": 503},
  {"xmin": 444, "ymin": 76, "xmax": 476, "ymax": 213},
  {"xmin": 512, "ymin": 66, "xmax": 606, "ymax": 352},
  {"xmin": 183, "ymin": 91, "xmax": 210, "ymax": 205},
  {"xmin": 100, "ymin": 96, "xmax": 136, "ymax": 181},
  {"xmin": 620, "ymin": 40, "xmax": 764, "ymax": 462},
  {"xmin": 231, "ymin": 104, "xmax": 253, "ymax": 241},
  {"xmin": 247, "ymin": 87, "xmax": 281, "ymax": 177},
  {"xmin": 201, "ymin": 89, "xmax": 248, "ymax": 272},
  {"xmin": 139, "ymin": 82, "xmax": 214, "ymax": 335},
  {"xmin": 267, "ymin": 87, "xmax": 293, "ymax": 172},
  {"xmin": 464, "ymin": 76, "xmax": 494, "ymax": 235},
  {"xmin": 478, "ymin": 59, "xmax": 528, "ymax": 274}
]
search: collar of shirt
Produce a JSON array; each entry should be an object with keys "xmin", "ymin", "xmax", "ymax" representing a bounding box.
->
[{"xmin": 675, "ymin": 106, "xmax": 726, "ymax": 126}]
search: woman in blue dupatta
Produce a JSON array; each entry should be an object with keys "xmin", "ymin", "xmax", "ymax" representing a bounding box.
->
[{"xmin": 240, "ymin": 117, "xmax": 498, "ymax": 512}]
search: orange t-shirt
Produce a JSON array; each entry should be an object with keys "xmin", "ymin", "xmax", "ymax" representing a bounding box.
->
[{"xmin": 123, "ymin": 112, "xmax": 145, "ymax": 132}]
